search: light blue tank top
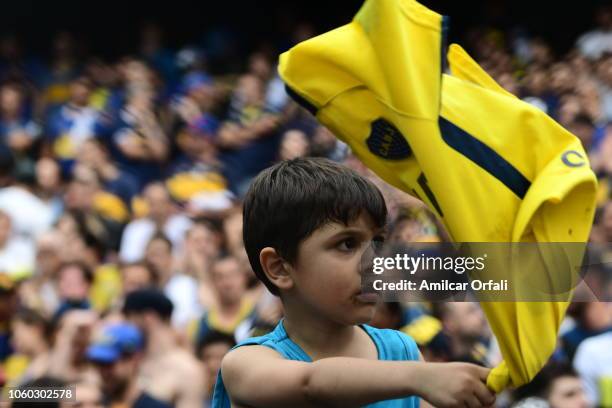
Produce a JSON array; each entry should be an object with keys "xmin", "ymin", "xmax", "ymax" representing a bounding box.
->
[{"xmin": 212, "ymin": 320, "xmax": 421, "ymax": 408}]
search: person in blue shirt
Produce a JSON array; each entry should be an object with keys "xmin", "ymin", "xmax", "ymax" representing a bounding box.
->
[
  {"xmin": 0, "ymin": 82, "xmax": 41, "ymax": 160},
  {"xmin": 217, "ymin": 73, "xmax": 286, "ymax": 198},
  {"xmin": 45, "ymin": 76, "xmax": 97, "ymax": 176},
  {"xmin": 101, "ymin": 86, "xmax": 169, "ymax": 191},
  {"xmin": 213, "ymin": 158, "xmax": 496, "ymax": 408}
]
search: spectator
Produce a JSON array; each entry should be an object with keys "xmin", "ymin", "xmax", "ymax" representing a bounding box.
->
[
  {"xmin": 196, "ymin": 330, "xmax": 236, "ymax": 407},
  {"xmin": 86, "ymin": 322, "xmax": 144, "ymax": 406},
  {"xmin": 77, "ymin": 138, "xmax": 139, "ymax": 211},
  {"xmin": 193, "ymin": 256, "xmax": 253, "ymax": 342},
  {"xmin": 0, "ymin": 82, "xmax": 40, "ymax": 159},
  {"xmin": 6, "ymin": 307, "xmax": 52, "ymax": 386},
  {"xmin": 18, "ymin": 230, "xmax": 63, "ymax": 315},
  {"xmin": 179, "ymin": 220, "xmax": 225, "ymax": 311},
  {"xmin": 139, "ymin": 22, "xmax": 178, "ymax": 88},
  {"xmin": 310, "ymin": 125, "xmax": 349, "ymax": 162},
  {"xmin": 45, "ymin": 76, "xmax": 97, "ymax": 174},
  {"xmin": 218, "ymin": 73, "xmax": 286, "ymax": 196},
  {"xmin": 0, "ymin": 210, "xmax": 35, "ymax": 277},
  {"xmin": 104, "ymin": 77, "xmax": 169, "ymax": 190},
  {"xmin": 120, "ymin": 262, "xmax": 159, "ymax": 296},
  {"xmin": 53, "ymin": 262, "xmax": 93, "ymax": 321},
  {"xmin": 180, "ymin": 219, "xmax": 223, "ymax": 280},
  {"xmin": 596, "ymin": 54, "xmax": 612, "ymax": 122},
  {"xmin": 278, "ymin": 128, "xmax": 309, "ymax": 161},
  {"xmin": 432, "ymin": 302, "xmax": 491, "ymax": 365},
  {"xmin": 42, "ymin": 32, "xmax": 79, "ymax": 108},
  {"xmin": 573, "ymin": 307, "xmax": 612, "ymax": 406},
  {"xmin": 119, "ymin": 182, "xmax": 192, "ymax": 263},
  {"xmin": 47, "ymin": 309, "xmax": 99, "ymax": 383},
  {"xmin": 165, "ymin": 122, "xmax": 233, "ymax": 217},
  {"xmin": 0, "ymin": 146, "xmax": 53, "ymax": 242},
  {"xmin": 34, "ymin": 157, "xmax": 64, "ymax": 223},
  {"xmin": 144, "ymin": 233, "xmax": 202, "ymax": 328},
  {"xmin": 566, "ymin": 114, "xmax": 596, "ymax": 152},
  {"xmin": 521, "ymin": 65, "xmax": 558, "ymax": 114},
  {"xmin": 66, "ymin": 381, "xmax": 105, "ymax": 408},
  {"xmin": 576, "ymin": 5, "xmax": 612, "ymax": 60},
  {"xmin": 513, "ymin": 363, "xmax": 591, "ymax": 408},
  {"xmin": 123, "ymin": 288, "xmax": 205, "ymax": 407},
  {"xmin": 63, "ymin": 164, "xmax": 124, "ymax": 251},
  {"xmin": 561, "ymin": 302, "xmax": 612, "ymax": 361}
]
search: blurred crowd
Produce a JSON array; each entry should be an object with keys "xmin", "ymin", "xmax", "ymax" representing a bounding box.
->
[{"xmin": 0, "ymin": 4, "xmax": 610, "ymax": 408}]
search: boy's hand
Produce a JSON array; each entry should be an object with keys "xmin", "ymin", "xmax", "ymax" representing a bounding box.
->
[{"xmin": 419, "ymin": 363, "xmax": 495, "ymax": 408}]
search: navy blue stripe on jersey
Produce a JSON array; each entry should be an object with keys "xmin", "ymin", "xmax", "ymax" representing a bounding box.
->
[
  {"xmin": 439, "ymin": 117, "xmax": 531, "ymax": 199},
  {"xmin": 285, "ymin": 85, "xmax": 318, "ymax": 116},
  {"xmin": 441, "ymin": 15, "xmax": 450, "ymax": 74}
]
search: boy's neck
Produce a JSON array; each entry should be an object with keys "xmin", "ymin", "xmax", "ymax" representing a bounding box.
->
[{"xmin": 282, "ymin": 300, "xmax": 367, "ymax": 361}]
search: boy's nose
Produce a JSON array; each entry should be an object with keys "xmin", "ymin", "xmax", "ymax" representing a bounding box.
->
[{"xmin": 359, "ymin": 242, "xmax": 377, "ymax": 277}]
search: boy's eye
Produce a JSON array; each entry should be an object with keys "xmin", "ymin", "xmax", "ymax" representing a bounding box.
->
[{"xmin": 337, "ymin": 237, "xmax": 359, "ymax": 252}]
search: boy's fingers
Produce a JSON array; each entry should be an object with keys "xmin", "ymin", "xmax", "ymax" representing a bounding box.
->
[
  {"xmin": 473, "ymin": 382, "xmax": 496, "ymax": 407},
  {"xmin": 477, "ymin": 366, "xmax": 490, "ymax": 381},
  {"xmin": 465, "ymin": 393, "xmax": 481, "ymax": 408}
]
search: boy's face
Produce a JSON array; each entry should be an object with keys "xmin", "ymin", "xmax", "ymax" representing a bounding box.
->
[{"xmin": 288, "ymin": 213, "xmax": 383, "ymax": 325}]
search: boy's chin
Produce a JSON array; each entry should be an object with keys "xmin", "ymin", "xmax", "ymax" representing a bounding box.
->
[{"xmin": 348, "ymin": 304, "xmax": 378, "ymax": 325}]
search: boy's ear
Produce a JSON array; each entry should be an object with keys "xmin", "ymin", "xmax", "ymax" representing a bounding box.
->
[{"xmin": 259, "ymin": 247, "xmax": 294, "ymax": 291}]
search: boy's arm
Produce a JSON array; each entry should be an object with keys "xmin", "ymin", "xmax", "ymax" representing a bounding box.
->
[
  {"xmin": 222, "ymin": 345, "xmax": 495, "ymax": 408},
  {"xmin": 419, "ymin": 352, "xmax": 435, "ymax": 408}
]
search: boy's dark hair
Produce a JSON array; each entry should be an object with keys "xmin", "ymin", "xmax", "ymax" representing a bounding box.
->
[{"xmin": 243, "ymin": 157, "xmax": 387, "ymax": 296}]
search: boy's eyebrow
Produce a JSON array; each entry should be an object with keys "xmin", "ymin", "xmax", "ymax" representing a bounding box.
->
[{"xmin": 327, "ymin": 226, "xmax": 386, "ymax": 239}]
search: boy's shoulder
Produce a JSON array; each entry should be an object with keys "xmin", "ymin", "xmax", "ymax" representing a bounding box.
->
[
  {"xmin": 361, "ymin": 324, "xmax": 421, "ymax": 362},
  {"xmin": 229, "ymin": 320, "xmax": 312, "ymax": 362}
]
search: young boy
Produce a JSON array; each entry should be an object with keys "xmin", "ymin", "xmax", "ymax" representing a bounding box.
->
[{"xmin": 213, "ymin": 157, "xmax": 495, "ymax": 408}]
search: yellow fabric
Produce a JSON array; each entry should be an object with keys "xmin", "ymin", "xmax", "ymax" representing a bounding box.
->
[
  {"xmin": 601, "ymin": 376, "xmax": 612, "ymax": 407},
  {"xmin": 166, "ymin": 172, "xmax": 226, "ymax": 202},
  {"xmin": 207, "ymin": 299, "xmax": 255, "ymax": 336},
  {"xmin": 90, "ymin": 264, "xmax": 122, "ymax": 312},
  {"xmin": 131, "ymin": 196, "xmax": 148, "ymax": 219},
  {"xmin": 53, "ymin": 133, "xmax": 77, "ymax": 159},
  {"xmin": 93, "ymin": 191, "xmax": 130, "ymax": 223},
  {"xmin": 400, "ymin": 315, "xmax": 442, "ymax": 346},
  {"xmin": 278, "ymin": 0, "xmax": 597, "ymax": 392},
  {"xmin": 44, "ymin": 84, "xmax": 70, "ymax": 105},
  {"xmin": 90, "ymin": 88, "xmax": 110, "ymax": 111},
  {"xmin": 596, "ymin": 176, "xmax": 609, "ymax": 206},
  {"xmin": 3, "ymin": 354, "xmax": 29, "ymax": 386}
]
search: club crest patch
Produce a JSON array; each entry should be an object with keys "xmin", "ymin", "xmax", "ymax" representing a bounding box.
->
[{"xmin": 366, "ymin": 118, "xmax": 412, "ymax": 160}]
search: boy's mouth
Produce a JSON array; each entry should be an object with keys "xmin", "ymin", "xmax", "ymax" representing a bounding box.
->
[{"xmin": 354, "ymin": 291, "xmax": 380, "ymax": 303}]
